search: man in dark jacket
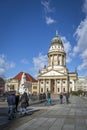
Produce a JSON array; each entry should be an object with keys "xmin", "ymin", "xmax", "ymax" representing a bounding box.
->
[
  {"xmin": 7, "ymin": 92, "xmax": 16, "ymax": 119},
  {"xmin": 65, "ymin": 93, "xmax": 69, "ymax": 104},
  {"xmin": 15, "ymin": 92, "xmax": 20, "ymax": 112},
  {"xmin": 59, "ymin": 92, "xmax": 63, "ymax": 104},
  {"xmin": 7, "ymin": 92, "xmax": 16, "ymax": 106}
]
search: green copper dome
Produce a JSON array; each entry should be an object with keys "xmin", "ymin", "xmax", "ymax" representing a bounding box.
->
[{"xmin": 51, "ymin": 31, "xmax": 63, "ymax": 45}]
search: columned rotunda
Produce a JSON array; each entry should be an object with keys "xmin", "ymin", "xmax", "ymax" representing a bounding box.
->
[{"xmin": 37, "ymin": 31, "xmax": 78, "ymax": 94}]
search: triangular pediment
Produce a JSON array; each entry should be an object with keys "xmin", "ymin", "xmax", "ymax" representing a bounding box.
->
[{"xmin": 40, "ymin": 69, "xmax": 67, "ymax": 77}]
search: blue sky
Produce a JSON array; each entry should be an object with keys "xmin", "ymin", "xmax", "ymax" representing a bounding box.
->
[{"xmin": 0, "ymin": 0, "xmax": 87, "ymax": 79}]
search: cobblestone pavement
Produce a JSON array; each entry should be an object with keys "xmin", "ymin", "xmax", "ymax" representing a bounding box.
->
[{"xmin": 1, "ymin": 96, "xmax": 87, "ymax": 130}]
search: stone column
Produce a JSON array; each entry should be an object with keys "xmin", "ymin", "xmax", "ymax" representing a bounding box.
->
[
  {"xmin": 74, "ymin": 80, "xmax": 76, "ymax": 91},
  {"xmin": 64, "ymin": 56, "xmax": 66, "ymax": 66},
  {"xmin": 67, "ymin": 74, "xmax": 69, "ymax": 92},
  {"xmin": 50, "ymin": 55, "xmax": 53, "ymax": 67},
  {"xmin": 44, "ymin": 79, "xmax": 46, "ymax": 93},
  {"xmin": 49, "ymin": 79, "xmax": 51, "ymax": 92},
  {"xmin": 50, "ymin": 56, "xmax": 51, "ymax": 66},
  {"xmin": 48, "ymin": 55, "xmax": 49, "ymax": 66},
  {"xmin": 61, "ymin": 55, "xmax": 62, "ymax": 66},
  {"xmin": 38, "ymin": 80, "xmax": 40, "ymax": 94},
  {"xmin": 57, "ymin": 54, "xmax": 58, "ymax": 65},
  {"xmin": 60, "ymin": 79, "xmax": 62, "ymax": 92},
  {"xmin": 58, "ymin": 54, "xmax": 60, "ymax": 65},
  {"xmin": 53, "ymin": 55, "xmax": 54, "ymax": 67},
  {"xmin": 60, "ymin": 54, "xmax": 62, "ymax": 65},
  {"xmin": 48, "ymin": 55, "xmax": 51, "ymax": 66},
  {"xmin": 62, "ymin": 55, "xmax": 64, "ymax": 66},
  {"xmin": 55, "ymin": 79, "xmax": 57, "ymax": 94}
]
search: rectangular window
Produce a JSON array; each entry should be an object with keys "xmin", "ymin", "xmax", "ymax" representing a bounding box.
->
[
  {"xmin": 58, "ymin": 88, "xmax": 60, "ymax": 92},
  {"xmin": 41, "ymin": 88, "xmax": 43, "ymax": 92},
  {"xmin": 58, "ymin": 61, "xmax": 60, "ymax": 65},
  {"xmin": 33, "ymin": 86, "xmax": 37, "ymax": 89},
  {"xmin": 10, "ymin": 85, "xmax": 14, "ymax": 90},
  {"xmin": 63, "ymin": 88, "xmax": 65, "ymax": 92}
]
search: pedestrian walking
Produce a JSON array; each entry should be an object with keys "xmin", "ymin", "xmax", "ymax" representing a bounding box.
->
[
  {"xmin": 15, "ymin": 91, "xmax": 20, "ymax": 112},
  {"xmin": 47, "ymin": 91, "xmax": 51, "ymax": 104},
  {"xmin": 20, "ymin": 92, "xmax": 29, "ymax": 114},
  {"xmin": 59, "ymin": 92, "xmax": 63, "ymax": 104},
  {"xmin": 7, "ymin": 91, "xmax": 16, "ymax": 120},
  {"xmin": 65, "ymin": 93, "xmax": 69, "ymax": 104},
  {"xmin": 7, "ymin": 91, "xmax": 16, "ymax": 106}
]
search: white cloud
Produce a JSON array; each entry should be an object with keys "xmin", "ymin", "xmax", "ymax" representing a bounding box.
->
[
  {"xmin": 73, "ymin": 18, "xmax": 87, "ymax": 55},
  {"xmin": 33, "ymin": 53, "xmax": 47, "ymax": 69},
  {"xmin": 45, "ymin": 16, "xmax": 56, "ymax": 25},
  {"xmin": 21, "ymin": 58, "xmax": 29, "ymax": 64},
  {"xmin": 82, "ymin": 0, "xmax": 87, "ymax": 15},
  {"xmin": 78, "ymin": 61, "xmax": 87, "ymax": 70},
  {"xmin": 0, "ymin": 54, "xmax": 6, "ymax": 66},
  {"xmin": 0, "ymin": 68, "xmax": 5, "ymax": 76},
  {"xmin": 80, "ymin": 48, "xmax": 87, "ymax": 59},
  {"xmin": 32, "ymin": 53, "xmax": 47, "ymax": 78},
  {"xmin": 41, "ymin": 0, "xmax": 56, "ymax": 25},
  {"xmin": 5, "ymin": 62, "xmax": 15, "ymax": 70},
  {"xmin": 41, "ymin": 0, "xmax": 54, "ymax": 13},
  {"xmin": 0, "ymin": 54, "xmax": 15, "ymax": 77},
  {"xmin": 73, "ymin": 18, "xmax": 87, "ymax": 71},
  {"xmin": 72, "ymin": 0, "xmax": 87, "ymax": 72},
  {"xmin": 61, "ymin": 36, "xmax": 72, "ymax": 63},
  {"xmin": 61, "ymin": 36, "xmax": 71, "ymax": 53},
  {"xmin": 77, "ymin": 49, "xmax": 87, "ymax": 70}
]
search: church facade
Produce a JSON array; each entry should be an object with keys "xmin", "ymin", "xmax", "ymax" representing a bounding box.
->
[{"xmin": 32, "ymin": 32, "xmax": 78, "ymax": 94}]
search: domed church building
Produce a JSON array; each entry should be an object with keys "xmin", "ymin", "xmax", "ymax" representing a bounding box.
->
[{"xmin": 34, "ymin": 31, "xmax": 78, "ymax": 94}]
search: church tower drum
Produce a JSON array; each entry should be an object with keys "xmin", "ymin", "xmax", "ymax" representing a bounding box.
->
[{"xmin": 48, "ymin": 31, "xmax": 66, "ymax": 70}]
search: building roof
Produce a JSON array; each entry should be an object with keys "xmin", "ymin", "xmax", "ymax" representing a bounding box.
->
[{"xmin": 13, "ymin": 72, "xmax": 37, "ymax": 82}]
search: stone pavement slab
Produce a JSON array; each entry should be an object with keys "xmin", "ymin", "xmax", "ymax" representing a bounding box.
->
[
  {"xmin": 14, "ymin": 96, "xmax": 87, "ymax": 130},
  {"xmin": 1, "ymin": 96, "xmax": 87, "ymax": 130}
]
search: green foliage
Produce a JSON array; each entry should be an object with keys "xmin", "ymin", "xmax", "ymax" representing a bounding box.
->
[
  {"xmin": 71, "ymin": 90, "xmax": 83, "ymax": 96},
  {"xmin": 77, "ymin": 90, "xmax": 83, "ymax": 95},
  {"xmin": 71, "ymin": 91, "xmax": 78, "ymax": 96}
]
